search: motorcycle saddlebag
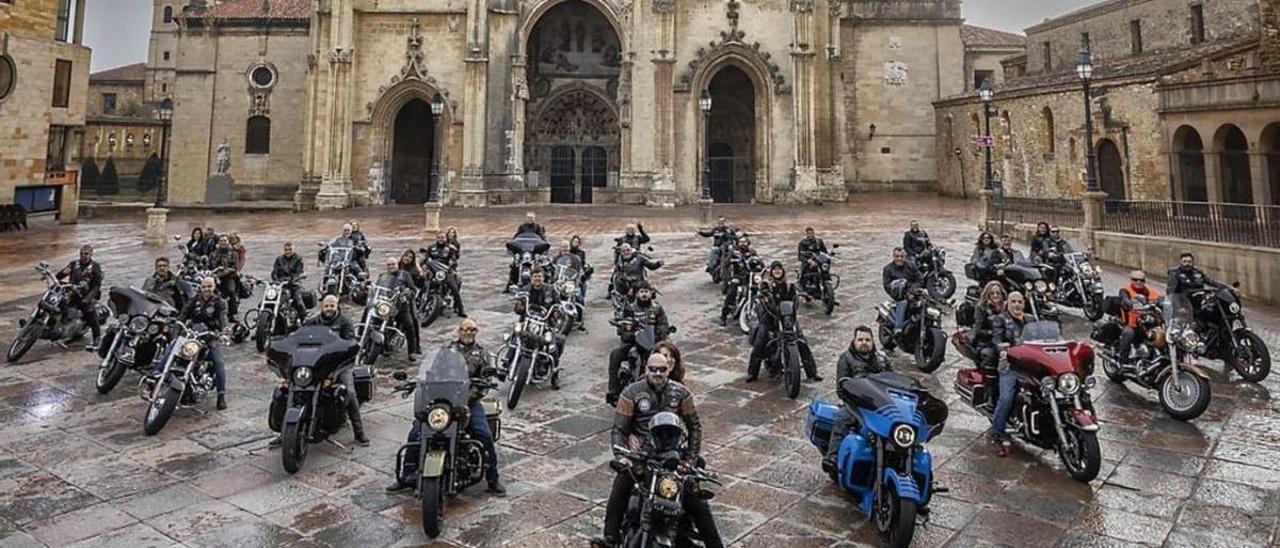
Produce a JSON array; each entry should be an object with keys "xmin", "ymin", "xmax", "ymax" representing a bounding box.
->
[
  {"xmin": 353, "ymin": 366, "xmax": 374, "ymax": 403},
  {"xmin": 964, "ymin": 263, "xmax": 979, "ymax": 281},
  {"xmin": 805, "ymin": 399, "xmax": 841, "ymax": 453},
  {"xmin": 1091, "ymin": 321, "xmax": 1122, "ymax": 346},
  {"xmin": 300, "ymin": 290, "xmax": 318, "ymax": 310},
  {"xmin": 268, "ymin": 386, "xmax": 287, "ymax": 432},
  {"xmin": 955, "ymin": 301, "xmax": 975, "ymax": 328},
  {"xmin": 1103, "ymin": 296, "xmax": 1123, "ymax": 318}
]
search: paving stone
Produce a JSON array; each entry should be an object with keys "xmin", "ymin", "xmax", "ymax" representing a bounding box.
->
[
  {"xmin": 24, "ymin": 502, "xmax": 137, "ymax": 546},
  {"xmin": 64, "ymin": 522, "xmax": 179, "ymax": 548},
  {"xmin": 115, "ymin": 484, "xmax": 214, "ymax": 520},
  {"xmin": 223, "ymin": 480, "xmax": 327, "ymax": 516},
  {"xmin": 0, "ymin": 471, "xmax": 100, "ymax": 525}
]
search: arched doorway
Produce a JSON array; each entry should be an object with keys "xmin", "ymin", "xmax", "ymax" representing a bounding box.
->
[
  {"xmin": 1173, "ymin": 126, "xmax": 1208, "ymax": 202},
  {"xmin": 1215, "ymin": 124, "xmax": 1253, "ymax": 204},
  {"xmin": 1096, "ymin": 138, "xmax": 1125, "ymax": 200},
  {"xmin": 706, "ymin": 65, "xmax": 755, "ymax": 203},
  {"xmin": 391, "ymin": 99, "xmax": 436, "ymax": 204},
  {"xmin": 524, "ymin": 0, "xmax": 621, "ymax": 204},
  {"xmin": 1264, "ymin": 123, "xmax": 1280, "ymax": 206}
]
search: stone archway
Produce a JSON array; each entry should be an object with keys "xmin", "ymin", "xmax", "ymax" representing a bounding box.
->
[
  {"xmin": 706, "ymin": 65, "xmax": 756, "ymax": 203},
  {"xmin": 1215, "ymin": 124, "xmax": 1253, "ymax": 205},
  {"xmin": 1263, "ymin": 123, "xmax": 1280, "ymax": 206},
  {"xmin": 1172, "ymin": 125, "xmax": 1207, "ymax": 203},
  {"xmin": 390, "ymin": 98, "xmax": 436, "ymax": 204},
  {"xmin": 366, "ymin": 78, "xmax": 453, "ymax": 205},
  {"xmin": 1096, "ymin": 138, "xmax": 1125, "ymax": 200}
]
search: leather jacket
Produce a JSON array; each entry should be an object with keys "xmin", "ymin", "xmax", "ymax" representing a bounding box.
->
[{"xmin": 613, "ymin": 379, "xmax": 702, "ymax": 459}]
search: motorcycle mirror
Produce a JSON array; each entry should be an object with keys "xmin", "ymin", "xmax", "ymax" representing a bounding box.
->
[
  {"xmin": 1232, "ymin": 281, "xmax": 1241, "ymax": 288},
  {"xmin": 392, "ymin": 371, "xmax": 408, "ymax": 381},
  {"xmin": 172, "ymin": 235, "xmax": 182, "ymax": 241},
  {"xmin": 831, "ymin": 243, "xmax": 841, "ymax": 249}
]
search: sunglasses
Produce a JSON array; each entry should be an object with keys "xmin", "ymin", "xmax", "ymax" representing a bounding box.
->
[
  {"xmin": 646, "ymin": 366, "xmax": 669, "ymax": 374},
  {"xmin": 1131, "ymin": 278, "xmax": 1146, "ymax": 283},
  {"xmin": 460, "ymin": 327, "xmax": 478, "ymax": 333}
]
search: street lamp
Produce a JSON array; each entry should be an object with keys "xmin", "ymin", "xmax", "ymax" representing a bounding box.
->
[
  {"xmin": 155, "ymin": 97, "xmax": 173, "ymax": 207},
  {"xmin": 429, "ymin": 92, "xmax": 445, "ymax": 203},
  {"xmin": 699, "ymin": 89, "xmax": 712, "ymax": 201},
  {"xmin": 1077, "ymin": 49, "xmax": 1099, "ymax": 193},
  {"xmin": 978, "ymin": 79, "xmax": 994, "ymax": 191}
]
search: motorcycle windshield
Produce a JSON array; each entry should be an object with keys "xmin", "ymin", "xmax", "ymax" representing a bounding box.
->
[
  {"xmin": 369, "ymin": 282, "xmax": 397, "ymax": 303},
  {"xmin": 1020, "ymin": 321, "xmax": 1066, "ymax": 344},
  {"xmin": 326, "ymin": 247, "xmax": 353, "ymax": 266},
  {"xmin": 1004, "ymin": 263, "xmax": 1043, "ymax": 282},
  {"xmin": 268, "ymin": 326, "xmax": 357, "ymax": 378},
  {"xmin": 1165, "ymin": 294, "xmax": 1194, "ymax": 333},
  {"xmin": 506, "ymin": 234, "xmax": 550, "ymax": 255},
  {"xmin": 555, "ymin": 262, "xmax": 580, "ymax": 279},
  {"xmin": 110, "ymin": 286, "xmax": 175, "ymax": 316},
  {"xmin": 414, "ymin": 348, "xmax": 470, "ymax": 409},
  {"xmin": 838, "ymin": 372, "xmax": 922, "ymax": 412}
]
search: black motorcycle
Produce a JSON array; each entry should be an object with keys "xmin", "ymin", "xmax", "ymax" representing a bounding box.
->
[
  {"xmin": 1190, "ymin": 286, "xmax": 1271, "ymax": 383},
  {"xmin": 551, "ymin": 261, "xmax": 585, "ymax": 335},
  {"xmin": 706, "ymin": 229, "xmax": 741, "ymax": 284},
  {"xmin": 727, "ymin": 255, "xmax": 767, "ymax": 335},
  {"xmin": 95, "ymin": 286, "xmax": 181, "ymax": 394},
  {"xmin": 7, "ymin": 262, "xmax": 109, "ymax": 363},
  {"xmin": 414, "ymin": 257, "xmax": 456, "ymax": 328},
  {"xmin": 247, "ymin": 275, "xmax": 313, "ymax": 353},
  {"xmin": 507, "ymin": 233, "xmax": 551, "ymax": 289},
  {"xmin": 498, "ymin": 298, "xmax": 561, "ymax": 409},
  {"xmin": 1046, "ymin": 251, "xmax": 1105, "ymax": 321},
  {"xmin": 318, "ymin": 244, "xmax": 363, "ymax": 299},
  {"xmin": 355, "ymin": 282, "xmax": 408, "ymax": 368},
  {"xmin": 141, "ymin": 323, "xmax": 222, "ymax": 435},
  {"xmin": 876, "ymin": 286, "xmax": 947, "ymax": 373},
  {"xmin": 391, "ymin": 349, "xmax": 502, "ymax": 538},
  {"xmin": 610, "ymin": 429, "xmax": 721, "ymax": 547},
  {"xmin": 762, "ymin": 300, "xmax": 806, "ymax": 399},
  {"xmin": 995, "ymin": 260, "xmax": 1059, "ymax": 321},
  {"xmin": 799, "ymin": 245, "xmax": 841, "ymax": 316},
  {"xmin": 915, "ymin": 246, "xmax": 957, "ymax": 300},
  {"xmin": 609, "ymin": 316, "xmax": 674, "ymax": 389},
  {"xmin": 267, "ymin": 326, "xmax": 373, "ymax": 473}
]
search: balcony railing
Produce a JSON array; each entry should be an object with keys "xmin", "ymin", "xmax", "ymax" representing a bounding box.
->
[
  {"xmin": 990, "ymin": 197, "xmax": 1085, "ymax": 229},
  {"xmin": 1103, "ymin": 200, "xmax": 1280, "ymax": 249}
]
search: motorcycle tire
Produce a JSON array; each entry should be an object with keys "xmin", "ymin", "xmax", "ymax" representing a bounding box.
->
[
  {"xmin": 784, "ymin": 345, "xmax": 801, "ymax": 400},
  {"xmin": 738, "ymin": 302, "xmax": 755, "ymax": 335},
  {"xmin": 874, "ymin": 480, "xmax": 917, "ymax": 548},
  {"xmin": 1159, "ymin": 371, "xmax": 1211, "ymax": 421},
  {"xmin": 254, "ymin": 312, "xmax": 273, "ymax": 353},
  {"xmin": 143, "ymin": 385, "xmax": 182, "ymax": 435},
  {"xmin": 506, "ymin": 356, "xmax": 532, "ymax": 410},
  {"xmin": 419, "ymin": 295, "xmax": 442, "ymax": 328},
  {"xmin": 421, "ymin": 476, "xmax": 445, "ymax": 538},
  {"xmin": 1225, "ymin": 332, "xmax": 1271, "ymax": 383},
  {"xmin": 927, "ymin": 271, "xmax": 957, "ymax": 300},
  {"xmin": 1058, "ymin": 427, "xmax": 1102, "ymax": 483},
  {"xmin": 281, "ymin": 417, "xmax": 309, "ymax": 474},
  {"xmin": 916, "ymin": 328, "xmax": 947, "ymax": 373},
  {"xmin": 1101, "ymin": 356, "xmax": 1126, "ymax": 384},
  {"xmin": 1083, "ymin": 293, "xmax": 1105, "ymax": 322},
  {"xmin": 823, "ymin": 284, "xmax": 835, "ymax": 316},
  {"xmin": 96, "ymin": 355, "xmax": 129, "ymax": 394},
  {"xmin": 878, "ymin": 323, "xmax": 895, "ymax": 352},
  {"xmin": 6, "ymin": 321, "xmax": 40, "ymax": 363}
]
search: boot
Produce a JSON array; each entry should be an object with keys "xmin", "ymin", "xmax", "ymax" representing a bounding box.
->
[
  {"xmin": 85, "ymin": 333, "xmax": 101, "ymax": 352},
  {"xmin": 216, "ymin": 393, "xmax": 227, "ymax": 410},
  {"xmin": 486, "ymin": 479, "xmax": 507, "ymax": 496},
  {"xmin": 385, "ymin": 480, "xmax": 412, "ymax": 494}
]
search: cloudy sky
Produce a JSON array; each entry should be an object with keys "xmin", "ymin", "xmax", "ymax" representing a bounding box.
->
[{"xmin": 85, "ymin": 0, "xmax": 1096, "ymax": 72}]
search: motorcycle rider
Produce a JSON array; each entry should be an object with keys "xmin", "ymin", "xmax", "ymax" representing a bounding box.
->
[
  {"xmin": 746, "ymin": 261, "xmax": 821, "ymax": 382},
  {"xmin": 209, "ymin": 236, "xmax": 243, "ymax": 321},
  {"xmin": 991, "ymin": 291, "xmax": 1032, "ymax": 457},
  {"xmin": 1116, "ymin": 270, "xmax": 1160, "ymax": 367},
  {"xmin": 177, "ymin": 277, "xmax": 229, "ymax": 410},
  {"xmin": 399, "ymin": 249, "xmax": 427, "ymax": 291},
  {"xmin": 902, "ymin": 220, "xmax": 930, "ymax": 261},
  {"xmin": 271, "ymin": 243, "xmax": 307, "ymax": 319},
  {"xmin": 514, "ymin": 211, "xmax": 546, "ymax": 239},
  {"xmin": 697, "ymin": 216, "xmax": 736, "ymax": 276},
  {"xmin": 386, "ymin": 319, "xmax": 506, "ymax": 495},
  {"xmin": 797, "ymin": 227, "xmax": 829, "ymax": 288},
  {"xmin": 606, "ymin": 282, "xmax": 672, "ymax": 406},
  {"xmin": 58, "ymin": 244, "xmax": 104, "ymax": 350},
  {"xmin": 882, "ymin": 247, "xmax": 922, "ymax": 339},
  {"xmin": 967, "ymin": 281, "xmax": 1007, "ymax": 406},
  {"xmin": 349, "ymin": 220, "xmax": 371, "ymax": 272},
  {"xmin": 553, "ymin": 240, "xmax": 586, "ymax": 324},
  {"xmin": 569, "ymin": 235, "xmax": 592, "ymax": 305},
  {"xmin": 1167, "ymin": 252, "xmax": 1234, "ymax": 314},
  {"xmin": 425, "ymin": 232, "xmax": 466, "ymax": 317},
  {"xmin": 612, "ymin": 243, "xmax": 663, "ymax": 300},
  {"xmin": 614, "ymin": 221, "xmax": 650, "ymax": 251},
  {"xmin": 322, "ymin": 223, "xmax": 365, "ymax": 279},
  {"xmin": 593, "ymin": 353, "xmax": 721, "ymax": 548},
  {"xmin": 278, "ymin": 294, "xmax": 367, "ymax": 446},
  {"xmin": 718, "ymin": 236, "xmax": 757, "ymax": 326},
  {"xmin": 1029, "ymin": 222, "xmax": 1052, "ymax": 260},
  {"xmin": 501, "ymin": 267, "xmax": 564, "ymax": 369},
  {"xmin": 374, "ymin": 256, "xmax": 422, "ymax": 361},
  {"xmin": 186, "ymin": 227, "xmax": 211, "ymax": 259},
  {"xmin": 143, "ymin": 256, "xmax": 187, "ymax": 310},
  {"xmin": 969, "ymin": 231, "xmax": 1000, "ymax": 283},
  {"xmin": 822, "ymin": 325, "xmax": 891, "ymax": 475},
  {"xmin": 445, "ymin": 226, "xmax": 461, "ymax": 256}
]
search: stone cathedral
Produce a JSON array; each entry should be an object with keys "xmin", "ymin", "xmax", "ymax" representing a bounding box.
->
[{"xmin": 157, "ymin": 0, "xmax": 983, "ymax": 208}]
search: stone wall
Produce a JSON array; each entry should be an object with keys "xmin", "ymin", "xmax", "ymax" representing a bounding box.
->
[
  {"xmin": 86, "ymin": 81, "xmax": 146, "ymax": 117},
  {"xmin": 147, "ymin": 0, "xmax": 179, "ymax": 103},
  {"xmin": 81, "ymin": 120, "xmax": 165, "ymax": 180},
  {"xmin": 964, "ymin": 48, "xmax": 1019, "ymax": 91}
]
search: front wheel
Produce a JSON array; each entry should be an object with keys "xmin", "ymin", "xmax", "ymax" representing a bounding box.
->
[
  {"xmin": 254, "ymin": 311, "xmax": 273, "ymax": 353},
  {"xmin": 784, "ymin": 345, "xmax": 801, "ymax": 400},
  {"xmin": 915, "ymin": 327, "xmax": 946, "ymax": 373},
  {"xmin": 143, "ymin": 385, "xmax": 182, "ymax": 435},
  {"xmin": 1225, "ymin": 332, "xmax": 1271, "ymax": 383},
  {"xmin": 1083, "ymin": 292, "xmax": 1105, "ymax": 321},
  {"xmin": 822, "ymin": 283, "xmax": 836, "ymax": 316},
  {"xmin": 421, "ymin": 476, "xmax": 445, "ymax": 538},
  {"xmin": 6, "ymin": 321, "xmax": 40, "ymax": 363},
  {"xmin": 95, "ymin": 355, "xmax": 129, "ymax": 394},
  {"xmin": 1058, "ymin": 427, "xmax": 1101, "ymax": 483},
  {"xmin": 419, "ymin": 295, "xmax": 442, "ymax": 328},
  {"xmin": 738, "ymin": 300, "xmax": 756, "ymax": 335},
  {"xmin": 1159, "ymin": 370, "xmax": 1211, "ymax": 421},
  {"xmin": 506, "ymin": 356, "xmax": 532, "ymax": 410},
  {"xmin": 281, "ymin": 416, "xmax": 309, "ymax": 474},
  {"xmin": 874, "ymin": 480, "xmax": 918, "ymax": 548},
  {"xmin": 926, "ymin": 271, "xmax": 957, "ymax": 300}
]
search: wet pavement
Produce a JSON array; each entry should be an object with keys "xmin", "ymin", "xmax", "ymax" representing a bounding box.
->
[{"xmin": 1, "ymin": 195, "xmax": 1278, "ymax": 547}]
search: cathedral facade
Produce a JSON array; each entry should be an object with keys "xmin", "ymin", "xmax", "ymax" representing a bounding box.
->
[{"xmin": 161, "ymin": 0, "xmax": 978, "ymax": 208}]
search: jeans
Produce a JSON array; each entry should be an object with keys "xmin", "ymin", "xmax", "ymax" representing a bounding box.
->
[
  {"xmin": 603, "ymin": 471, "xmax": 724, "ymax": 548},
  {"xmin": 397, "ymin": 307, "xmax": 421, "ymax": 355},
  {"xmin": 71, "ymin": 294, "xmax": 101, "ymax": 339},
  {"xmin": 577, "ymin": 280, "xmax": 588, "ymax": 306},
  {"xmin": 890, "ymin": 300, "xmax": 910, "ymax": 332},
  {"xmin": 991, "ymin": 370, "xmax": 1018, "ymax": 441},
  {"xmin": 824, "ymin": 407, "xmax": 858, "ymax": 462},
  {"xmin": 468, "ymin": 400, "xmax": 500, "ymax": 483},
  {"xmin": 338, "ymin": 368, "xmax": 363, "ymax": 433},
  {"xmin": 607, "ymin": 345, "xmax": 637, "ymax": 400},
  {"xmin": 218, "ymin": 277, "xmax": 240, "ymax": 318}
]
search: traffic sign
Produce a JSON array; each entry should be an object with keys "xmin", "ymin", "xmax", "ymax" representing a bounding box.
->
[{"xmin": 976, "ymin": 135, "xmax": 994, "ymax": 147}]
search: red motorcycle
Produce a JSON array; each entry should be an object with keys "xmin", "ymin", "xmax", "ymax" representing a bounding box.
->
[{"xmin": 952, "ymin": 320, "xmax": 1102, "ymax": 483}]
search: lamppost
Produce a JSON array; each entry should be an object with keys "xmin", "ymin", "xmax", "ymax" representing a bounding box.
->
[
  {"xmin": 155, "ymin": 97, "xmax": 173, "ymax": 207},
  {"xmin": 699, "ymin": 88, "xmax": 713, "ymax": 201},
  {"xmin": 429, "ymin": 92, "xmax": 445, "ymax": 203},
  {"xmin": 1076, "ymin": 49, "xmax": 1099, "ymax": 193},
  {"xmin": 978, "ymin": 79, "xmax": 994, "ymax": 191}
]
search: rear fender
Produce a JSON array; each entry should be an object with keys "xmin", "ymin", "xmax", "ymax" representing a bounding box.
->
[
  {"xmin": 883, "ymin": 467, "xmax": 926, "ymax": 505},
  {"xmin": 421, "ymin": 449, "xmax": 448, "ymax": 478}
]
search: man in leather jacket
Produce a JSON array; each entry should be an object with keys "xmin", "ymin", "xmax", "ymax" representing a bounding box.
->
[
  {"xmin": 177, "ymin": 278, "xmax": 229, "ymax": 410},
  {"xmin": 593, "ymin": 353, "xmax": 721, "ymax": 548},
  {"xmin": 323, "ymin": 224, "xmax": 366, "ymax": 279},
  {"xmin": 719, "ymin": 237, "xmax": 757, "ymax": 326},
  {"xmin": 514, "ymin": 267, "xmax": 559, "ymax": 317},
  {"xmin": 746, "ymin": 262, "xmax": 820, "ymax": 382},
  {"xmin": 514, "ymin": 211, "xmax": 546, "ymax": 239},
  {"xmin": 1117, "ymin": 271, "xmax": 1160, "ymax": 366},
  {"xmin": 373, "ymin": 256, "xmax": 422, "ymax": 360},
  {"xmin": 990, "ymin": 291, "xmax": 1032, "ymax": 457},
  {"xmin": 607, "ymin": 283, "xmax": 671, "ymax": 405},
  {"xmin": 697, "ymin": 216, "xmax": 736, "ymax": 275},
  {"xmin": 143, "ymin": 257, "xmax": 187, "ymax": 311},
  {"xmin": 1167, "ymin": 253, "xmax": 1233, "ymax": 314},
  {"xmin": 903, "ymin": 220, "xmax": 930, "ymax": 260},
  {"xmin": 299, "ymin": 295, "xmax": 367, "ymax": 446},
  {"xmin": 822, "ymin": 325, "xmax": 890, "ymax": 473},
  {"xmin": 272, "ymin": 243, "xmax": 307, "ymax": 319},
  {"xmin": 425, "ymin": 232, "xmax": 466, "ymax": 317},
  {"xmin": 387, "ymin": 319, "xmax": 506, "ymax": 495},
  {"xmin": 612, "ymin": 243, "xmax": 663, "ymax": 299},
  {"xmin": 209, "ymin": 236, "xmax": 242, "ymax": 320},
  {"xmin": 614, "ymin": 221, "xmax": 650, "ymax": 251},
  {"xmin": 797, "ymin": 227, "xmax": 828, "ymax": 284},
  {"xmin": 882, "ymin": 248, "xmax": 922, "ymax": 336},
  {"xmin": 58, "ymin": 244, "xmax": 104, "ymax": 349}
]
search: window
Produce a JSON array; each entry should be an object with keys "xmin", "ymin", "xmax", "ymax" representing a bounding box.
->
[
  {"xmin": 1039, "ymin": 107, "xmax": 1055, "ymax": 156},
  {"xmin": 1131, "ymin": 20, "xmax": 1143, "ymax": 54},
  {"xmin": 56, "ymin": 0, "xmax": 72, "ymax": 41},
  {"xmin": 102, "ymin": 93, "xmax": 117, "ymax": 114},
  {"xmin": 973, "ymin": 70, "xmax": 994, "ymax": 91},
  {"xmin": 163, "ymin": 5, "xmax": 174, "ymax": 23},
  {"xmin": 1191, "ymin": 4, "xmax": 1205, "ymax": 44},
  {"xmin": 0, "ymin": 55, "xmax": 15, "ymax": 102},
  {"xmin": 249, "ymin": 65, "xmax": 276, "ymax": 89},
  {"xmin": 162, "ymin": 83, "xmax": 168, "ymax": 93},
  {"xmin": 46, "ymin": 126, "xmax": 70, "ymax": 169},
  {"xmin": 1042, "ymin": 42, "xmax": 1052, "ymax": 71},
  {"xmin": 1080, "ymin": 32, "xmax": 1091, "ymax": 52},
  {"xmin": 245, "ymin": 116, "xmax": 270, "ymax": 154},
  {"xmin": 14, "ymin": 186, "xmax": 62, "ymax": 214},
  {"xmin": 163, "ymin": 51, "xmax": 170, "ymax": 61},
  {"xmin": 52, "ymin": 60, "xmax": 72, "ymax": 108}
]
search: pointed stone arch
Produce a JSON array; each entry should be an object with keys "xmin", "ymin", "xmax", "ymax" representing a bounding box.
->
[
  {"xmin": 686, "ymin": 46, "xmax": 778, "ymax": 203},
  {"xmin": 365, "ymin": 79, "xmax": 456, "ymax": 203}
]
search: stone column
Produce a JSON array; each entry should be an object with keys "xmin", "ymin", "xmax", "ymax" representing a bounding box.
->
[
  {"xmin": 1203, "ymin": 151, "xmax": 1224, "ymax": 203},
  {"xmin": 698, "ymin": 198, "xmax": 713, "ymax": 227},
  {"xmin": 459, "ymin": 3, "xmax": 490, "ymax": 206},
  {"xmin": 1081, "ymin": 191, "xmax": 1108, "ymax": 251},
  {"xmin": 145, "ymin": 208, "xmax": 170, "ymax": 246},
  {"xmin": 424, "ymin": 202, "xmax": 442, "ymax": 234},
  {"xmin": 790, "ymin": 0, "xmax": 818, "ymax": 200},
  {"xmin": 978, "ymin": 189, "xmax": 993, "ymax": 232},
  {"xmin": 316, "ymin": 0, "xmax": 356, "ymax": 210},
  {"xmin": 650, "ymin": 0, "xmax": 677, "ymax": 203}
]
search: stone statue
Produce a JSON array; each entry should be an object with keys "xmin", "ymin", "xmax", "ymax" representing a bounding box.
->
[
  {"xmin": 368, "ymin": 162, "xmax": 386, "ymax": 205},
  {"xmin": 215, "ymin": 139, "xmax": 231, "ymax": 175}
]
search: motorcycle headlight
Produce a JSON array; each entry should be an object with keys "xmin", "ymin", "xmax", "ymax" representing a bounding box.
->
[
  {"xmin": 265, "ymin": 288, "xmax": 279, "ymax": 300},
  {"xmin": 375, "ymin": 301, "xmax": 393, "ymax": 318},
  {"xmin": 1040, "ymin": 376, "xmax": 1057, "ymax": 392},
  {"xmin": 1228, "ymin": 302, "xmax": 1241, "ymax": 315},
  {"xmin": 1048, "ymin": 283, "xmax": 1056, "ymax": 291},
  {"xmin": 543, "ymin": 331, "xmax": 554, "ymax": 344},
  {"xmin": 1034, "ymin": 280, "xmax": 1048, "ymax": 293},
  {"xmin": 427, "ymin": 406, "xmax": 452, "ymax": 432},
  {"xmin": 129, "ymin": 316, "xmax": 149, "ymax": 332},
  {"xmin": 891, "ymin": 424, "xmax": 916, "ymax": 448},
  {"xmin": 147, "ymin": 323, "xmax": 161, "ymax": 336},
  {"xmin": 434, "ymin": 271, "xmax": 446, "ymax": 282},
  {"xmin": 1057, "ymin": 373, "xmax": 1081, "ymax": 395},
  {"xmin": 1080, "ymin": 263, "xmax": 1093, "ymax": 275},
  {"xmin": 180, "ymin": 341, "xmax": 202, "ymax": 359},
  {"xmin": 926, "ymin": 307, "xmax": 941, "ymax": 320},
  {"xmin": 565, "ymin": 282, "xmax": 577, "ymax": 294},
  {"xmin": 657, "ymin": 475, "xmax": 681, "ymax": 500},
  {"xmin": 821, "ymin": 263, "xmax": 829, "ymax": 271},
  {"xmin": 752, "ymin": 274, "xmax": 762, "ymax": 284},
  {"xmin": 513, "ymin": 321, "xmax": 523, "ymax": 333},
  {"xmin": 292, "ymin": 366, "xmax": 314, "ymax": 386},
  {"xmin": 1179, "ymin": 330, "xmax": 1201, "ymax": 349}
]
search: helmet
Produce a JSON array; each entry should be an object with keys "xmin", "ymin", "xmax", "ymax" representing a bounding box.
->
[
  {"xmin": 889, "ymin": 278, "xmax": 909, "ymax": 300},
  {"xmin": 649, "ymin": 411, "xmax": 685, "ymax": 453}
]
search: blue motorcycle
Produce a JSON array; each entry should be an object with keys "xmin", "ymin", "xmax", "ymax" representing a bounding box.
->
[{"xmin": 805, "ymin": 371, "xmax": 948, "ymax": 548}]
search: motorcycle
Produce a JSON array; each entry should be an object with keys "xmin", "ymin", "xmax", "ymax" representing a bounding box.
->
[
  {"xmin": 140, "ymin": 322, "xmax": 222, "ymax": 435},
  {"xmin": 497, "ymin": 299, "xmax": 562, "ymax": 409},
  {"xmin": 995, "ymin": 260, "xmax": 1059, "ymax": 321},
  {"xmin": 876, "ymin": 286, "xmax": 947, "ymax": 373},
  {"xmin": 246, "ymin": 275, "xmax": 313, "ymax": 353},
  {"xmin": 1191, "ymin": 286, "xmax": 1271, "ymax": 382},
  {"xmin": 7, "ymin": 262, "xmax": 109, "ymax": 363},
  {"xmin": 95, "ymin": 285, "xmax": 181, "ymax": 394},
  {"xmin": 267, "ymin": 326, "xmax": 373, "ymax": 473},
  {"xmin": 507, "ymin": 232, "xmax": 551, "ymax": 289},
  {"xmin": 391, "ymin": 349, "xmax": 502, "ymax": 538},
  {"xmin": 1046, "ymin": 251, "xmax": 1105, "ymax": 321},
  {"xmin": 354, "ymin": 282, "xmax": 408, "ymax": 368},
  {"xmin": 609, "ymin": 316, "xmax": 675, "ymax": 389},
  {"xmin": 414, "ymin": 257, "xmax": 455, "ymax": 328},
  {"xmin": 706, "ymin": 229, "xmax": 741, "ymax": 284},
  {"xmin": 763, "ymin": 300, "xmax": 806, "ymax": 399},
  {"xmin": 952, "ymin": 320, "xmax": 1102, "ymax": 482},
  {"xmin": 727, "ymin": 256, "xmax": 767, "ymax": 335},
  {"xmin": 317, "ymin": 244, "xmax": 363, "ymax": 300},
  {"xmin": 609, "ymin": 421, "xmax": 722, "ymax": 548},
  {"xmin": 552, "ymin": 262, "xmax": 585, "ymax": 335},
  {"xmin": 915, "ymin": 246, "xmax": 957, "ymax": 300},
  {"xmin": 1091, "ymin": 294, "xmax": 1212, "ymax": 420},
  {"xmin": 799, "ymin": 245, "xmax": 841, "ymax": 316},
  {"xmin": 806, "ymin": 371, "xmax": 947, "ymax": 548}
]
